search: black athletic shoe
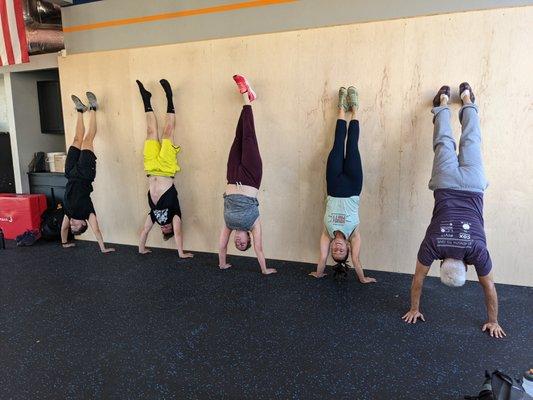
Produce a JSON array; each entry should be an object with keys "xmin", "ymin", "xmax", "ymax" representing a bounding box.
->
[
  {"xmin": 16, "ymin": 230, "xmax": 40, "ymax": 246},
  {"xmin": 433, "ymin": 85, "xmax": 451, "ymax": 107},
  {"xmin": 459, "ymin": 82, "xmax": 475, "ymax": 104}
]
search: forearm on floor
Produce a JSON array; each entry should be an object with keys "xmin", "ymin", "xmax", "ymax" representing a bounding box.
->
[
  {"xmin": 255, "ymin": 250, "xmax": 268, "ymax": 272},
  {"xmin": 410, "ymin": 278, "xmax": 424, "ymax": 310},
  {"xmin": 316, "ymin": 260, "xmax": 327, "ymax": 275},
  {"xmin": 352, "ymin": 262, "xmax": 366, "ymax": 281},
  {"xmin": 139, "ymin": 231, "xmax": 149, "ymax": 250},
  {"xmin": 218, "ymin": 249, "xmax": 227, "ymax": 266},
  {"xmin": 94, "ymin": 231, "xmax": 106, "ymax": 251},
  {"xmin": 174, "ymin": 234, "xmax": 186, "ymax": 255},
  {"xmin": 61, "ymin": 228, "xmax": 69, "ymax": 244},
  {"xmin": 480, "ymin": 276, "xmax": 499, "ymax": 322}
]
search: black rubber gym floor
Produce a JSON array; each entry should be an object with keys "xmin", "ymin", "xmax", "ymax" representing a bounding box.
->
[{"xmin": 1, "ymin": 240, "xmax": 532, "ymax": 399}]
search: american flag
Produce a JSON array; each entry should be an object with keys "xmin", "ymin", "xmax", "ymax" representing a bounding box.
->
[{"xmin": 0, "ymin": 0, "xmax": 29, "ymax": 66}]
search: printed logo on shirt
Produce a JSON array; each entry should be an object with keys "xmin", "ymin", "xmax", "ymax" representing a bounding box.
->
[
  {"xmin": 440, "ymin": 222, "xmax": 453, "ymax": 237},
  {"xmin": 153, "ymin": 209, "xmax": 169, "ymax": 225},
  {"xmin": 459, "ymin": 221, "xmax": 471, "ymax": 240},
  {"xmin": 437, "ymin": 220, "xmax": 473, "ymax": 249},
  {"xmin": 329, "ymin": 213, "xmax": 346, "ymax": 225}
]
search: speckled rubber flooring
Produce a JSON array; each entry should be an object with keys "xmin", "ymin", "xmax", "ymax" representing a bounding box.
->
[{"xmin": 1, "ymin": 240, "xmax": 532, "ymax": 400}]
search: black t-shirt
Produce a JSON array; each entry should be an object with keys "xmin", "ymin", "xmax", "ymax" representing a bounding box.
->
[
  {"xmin": 148, "ymin": 184, "xmax": 182, "ymax": 225},
  {"xmin": 64, "ymin": 180, "xmax": 95, "ymax": 220}
]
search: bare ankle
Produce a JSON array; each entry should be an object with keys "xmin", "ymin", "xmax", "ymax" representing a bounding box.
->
[{"xmin": 461, "ymin": 91, "xmax": 473, "ymax": 104}]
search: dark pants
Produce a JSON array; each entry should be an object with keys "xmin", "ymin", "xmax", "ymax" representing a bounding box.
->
[
  {"xmin": 226, "ymin": 106, "xmax": 263, "ymax": 189},
  {"xmin": 65, "ymin": 146, "xmax": 97, "ymax": 183},
  {"xmin": 326, "ymin": 120, "xmax": 363, "ymax": 197}
]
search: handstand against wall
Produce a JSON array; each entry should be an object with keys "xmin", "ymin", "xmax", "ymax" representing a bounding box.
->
[
  {"xmin": 60, "ymin": 92, "xmax": 115, "ymax": 253},
  {"xmin": 136, "ymin": 79, "xmax": 193, "ymax": 259},
  {"xmin": 218, "ymin": 75, "xmax": 276, "ymax": 275},
  {"xmin": 402, "ymin": 83, "xmax": 505, "ymax": 338},
  {"xmin": 310, "ymin": 87, "xmax": 375, "ymax": 283}
]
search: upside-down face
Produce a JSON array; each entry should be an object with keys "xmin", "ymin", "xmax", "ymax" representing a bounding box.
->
[
  {"xmin": 70, "ymin": 219, "xmax": 87, "ymax": 235},
  {"xmin": 331, "ymin": 237, "xmax": 349, "ymax": 262},
  {"xmin": 234, "ymin": 230, "xmax": 251, "ymax": 251},
  {"xmin": 160, "ymin": 223, "xmax": 173, "ymax": 234}
]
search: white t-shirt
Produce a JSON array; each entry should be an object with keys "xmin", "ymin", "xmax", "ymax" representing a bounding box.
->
[{"xmin": 324, "ymin": 195, "xmax": 360, "ymax": 239}]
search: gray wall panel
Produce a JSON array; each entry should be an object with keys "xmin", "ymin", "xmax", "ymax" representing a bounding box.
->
[{"xmin": 62, "ymin": 0, "xmax": 533, "ymax": 54}]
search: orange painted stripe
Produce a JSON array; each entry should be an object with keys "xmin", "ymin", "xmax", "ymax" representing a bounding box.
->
[{"xmin": 64, "ymin": 0, "xmax": 299, "ymax": 33}]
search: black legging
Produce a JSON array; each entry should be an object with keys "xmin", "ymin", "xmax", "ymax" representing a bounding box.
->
[{"xmin": 326, "ymin": 119, "xmax": 363, "ymax": 197}]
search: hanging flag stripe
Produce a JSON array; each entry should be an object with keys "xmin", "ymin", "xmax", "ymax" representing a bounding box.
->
[
  {"xmin": 7, "ymin": 0, "xmax": 22, "ymax": 63},
  {"xmin": 12, "ymin": 0, "xmax": 28, "ymax": 62},
  {"xmin": 0, "ymin": 10, "xmax": 8, "ymax": 66},
  {"xmin": 0, "ymin": 0, "xmax": 29, "ymax": 65},
  {"xmin": 0, "ymin": 0, "xmax": 16, "ymax": 65}
]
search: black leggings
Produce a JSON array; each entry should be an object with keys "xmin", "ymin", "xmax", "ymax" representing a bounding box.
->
[
  {"xmin": 226, "ymin": 106, "xmax": 263, "ymax": 189},
  {"xmin": 326, "ymin": 119, "xmax": 363, "ymax": 197}
]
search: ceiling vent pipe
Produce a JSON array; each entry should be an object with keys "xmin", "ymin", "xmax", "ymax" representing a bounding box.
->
[{"xmin": 23, "ymin": 0, "xmax": 64, "ymax": 55}]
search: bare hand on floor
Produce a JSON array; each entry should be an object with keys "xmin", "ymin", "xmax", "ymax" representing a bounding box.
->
[
  {"xmin": 482, "ymin": 322, "xmax": 506, "ymax": 338},
  {"xmin": 262, "ymin": 268, "xmax": 277, "ymax": 275},
  {"xmin": 402, "ymin": 310, "xmax": 425, "ymax": 323}
]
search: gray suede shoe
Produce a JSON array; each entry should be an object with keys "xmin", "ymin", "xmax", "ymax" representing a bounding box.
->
[
  {"xmin": 338, "ymin": 87, "xmax": 348, "ymax": 111},
  {"xmin": 347, "ymin": 86, "xmax": 359, "ymax": 110},
  {"xmin": 71, "ymin": 95, "xmax": 88, "ymax": 112},
  {"xmin": 86, "ymin": 92, "xmax": 98, "ymax": 111}
]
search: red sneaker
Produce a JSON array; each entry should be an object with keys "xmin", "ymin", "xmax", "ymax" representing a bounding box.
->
[{"xmin": 233, "ymin": 74, "xmax": 257, "ymax": 102}]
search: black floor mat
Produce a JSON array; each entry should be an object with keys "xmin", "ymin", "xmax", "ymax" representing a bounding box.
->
[{"xmin": 1, "ymin": 240, "xmax": 531, "ymax": 399}]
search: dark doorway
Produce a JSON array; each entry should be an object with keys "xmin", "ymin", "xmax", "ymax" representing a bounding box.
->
[{"xmin": 0, "ymin": 132, "xmax": 16, "ymax": 193}]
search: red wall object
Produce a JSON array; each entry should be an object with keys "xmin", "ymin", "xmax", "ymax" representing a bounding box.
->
[{"xmin": 0, "ymin": 194, "xmax": 47, "ymax": 239}]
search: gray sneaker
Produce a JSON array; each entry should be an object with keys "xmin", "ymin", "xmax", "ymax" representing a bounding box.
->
[
  {"xmin": 338, "ymin": 87, "xmax": 348, "ymax": 111},
  {"xmin": 71, "ymin": 95, "xmax": 88, "ymax": 112},
  {"xmin": 86, "ymin": 92, "xmax": 98, "ymax": 110},
  {"xmin": 347, "ymin": 86, "xmax": 359, "ymax": 110}
]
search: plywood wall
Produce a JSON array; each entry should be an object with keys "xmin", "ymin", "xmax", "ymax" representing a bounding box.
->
[{"xmin": 58, "ymin": 7, "xmax": 533, "ymax": 286}]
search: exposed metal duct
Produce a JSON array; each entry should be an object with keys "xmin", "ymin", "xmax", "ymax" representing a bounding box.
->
[{"xmin": 23, "ymin": 0, "xmax": 64, "ymax": 55}]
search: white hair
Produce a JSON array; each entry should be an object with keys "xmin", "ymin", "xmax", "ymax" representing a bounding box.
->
[{"xmin": 440, "ymin": 258, "xmax": 467, "ymax": 287}]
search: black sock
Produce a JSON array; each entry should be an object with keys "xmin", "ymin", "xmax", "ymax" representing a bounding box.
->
[
  {"xmin": 159, "ymin": 79, "xmax": 175, "ymax": 114},
  {"xmin": 136, "ymin": 80, "xmax": 153, "ymax": 112}
]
